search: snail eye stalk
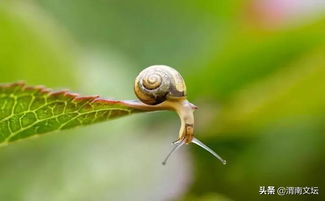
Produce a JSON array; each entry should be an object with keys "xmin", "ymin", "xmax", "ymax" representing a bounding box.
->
[
  {"xmin": 162, "ymin": 140, "xmax": 185, "ymax": 165},
  {"xmin": 161, "ymin": 138, "xmax": 226, "ymax": 165},
  {"xmin": 191, "ymin": 137, "xmax": 226, "ymax": 165}
]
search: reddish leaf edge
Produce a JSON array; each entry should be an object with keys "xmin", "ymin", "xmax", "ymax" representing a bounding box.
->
[
  {"xmin": 0, "ymin": 81, "xmax": 162, "ymax": 146},
  {"xmin": 0, "ymin": 81, "xmax": 153, "ymax": 111}
]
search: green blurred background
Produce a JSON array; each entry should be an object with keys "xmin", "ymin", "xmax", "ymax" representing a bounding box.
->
[{"xmin": 0, "ymin": 0, "xmax": 324, "ymax": 201}]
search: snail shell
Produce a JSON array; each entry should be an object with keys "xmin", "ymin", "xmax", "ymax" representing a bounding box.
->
[{"xmin": 134, "ymin": 65, "xmax": 186, "ymax": 105}]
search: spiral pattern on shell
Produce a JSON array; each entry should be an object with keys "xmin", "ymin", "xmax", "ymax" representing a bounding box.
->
[
  {"xmin": 134, "ymin": 65, "xmax": 186, "ymax": 105},
  {"xmin": 142, "ymin": 72, "xmax": 162, "ymax": 90}
]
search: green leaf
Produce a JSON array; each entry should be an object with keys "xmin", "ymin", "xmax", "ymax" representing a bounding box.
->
[{"xmin": 0, "ymin": 82, "xmax": 147, "ymax": 145}]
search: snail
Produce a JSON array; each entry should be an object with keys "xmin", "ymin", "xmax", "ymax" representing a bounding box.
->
[{"xmin": 132, "ymin": 65, "xmax": 226, "ymax": 165}]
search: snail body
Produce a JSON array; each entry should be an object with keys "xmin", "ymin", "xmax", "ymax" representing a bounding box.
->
[{"xmin": 133, "ymin": 65, "xmax": 226, "ymax": 165}]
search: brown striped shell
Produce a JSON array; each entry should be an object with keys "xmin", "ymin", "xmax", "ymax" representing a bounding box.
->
[{"xmin": 134, "ymin": 65, "xmax": 186, "ymax": 105}]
